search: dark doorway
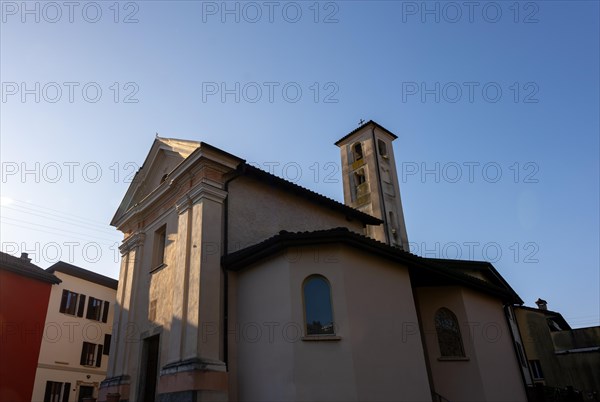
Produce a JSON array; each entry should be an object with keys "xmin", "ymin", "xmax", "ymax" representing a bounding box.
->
[
  {"xmin": 77, "ymin": 385, "xmax": 94, "ymax": 402},
  {"xmin": 138, "ymin": 334, "xmax": 160, "ymax": 402}
]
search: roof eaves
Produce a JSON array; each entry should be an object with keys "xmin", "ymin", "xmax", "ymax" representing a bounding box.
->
[
  {"xmin": 222, "ymin": 228, "xmax": 517, "ymax": 302},
  {"xmin": 421, "ymin": 257, "xmax": 523, "ymax": 304},
  {"xmin": 46, "ymin": 261, "xmax": 118, "ymax": 290},
  {"xmin": 334, "ymin": 120, "xmax": 398, "ymax": 146},
  {"xmin": 0, "ymin": 252, "xmax": 61, "ymax": 284}
]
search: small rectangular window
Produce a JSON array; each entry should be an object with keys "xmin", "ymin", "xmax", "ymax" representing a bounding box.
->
[
  {"xmin": 60, "ymin": 290, "xmax": 79, "ymax": 316},
  {"xmin": 377, "ymin": 139, "xmax": 388, "ymax": 158},
  {"xmin": 352, "ymin": 142, "xmax": 363, "ymax": 162},
  {"xmin": 154, "ymin": 225, "xmax": 167, "ymax": 268},
  {"xmin": 149, "ymin": 299, "xmax": 157, "ymax": 322},
  {"xmin": 529, "ymin": 359, "xmax": 544, "ymax": 379}
]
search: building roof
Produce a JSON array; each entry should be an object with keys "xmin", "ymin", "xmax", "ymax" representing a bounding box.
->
[
  {"xmin": 239, "ymin": 164, "xmax": 382, "ymax": 225},
  {"xmin": 112, "ymin": 136, "xmax": 382, "ymax": 228},
  {"xmin": 419, "ymin": 257, "xmax": 523, "ymax": 303},
  {"xmin": 222, "ymin": 227, "xmax": 522, "ymax": 303},
  {"xmin": 0, "ymin": 251, "xmax": 61, "ymax": 284},
  {"xmin": 46, "ymin": 261, "xmax": 118, "ymax": 290},
  {"xmin": 514, "ymin": 305, "xmax": 572, "ymax": 330},
  {"xmin": 334, "ymin": 120, "xmax": 398, "ymax": 146}
]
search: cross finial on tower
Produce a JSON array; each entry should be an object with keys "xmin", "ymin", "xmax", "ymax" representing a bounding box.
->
[{"xmin": 359, "ymin": 119, "xmax": 365, "ymax": 125}]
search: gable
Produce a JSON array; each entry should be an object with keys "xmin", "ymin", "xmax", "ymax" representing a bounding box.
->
[
  {"xmin": 130, "ymin": 149, "xmax": 186, "ymax": 206},
  {"xmin": 111, "ymin": 137, "xmax": 200, "ymax": 226}
]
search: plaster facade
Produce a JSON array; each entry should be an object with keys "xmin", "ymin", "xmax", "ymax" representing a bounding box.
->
[
  {"xmin": 415, "ymin": 286, "xmax": 528, "ymax": 402},
  {"xmin": 31, "ymin": 265, "xmax": 117, "ymax": 402},
  {"xmin": 229, "ymin": 244, "xmax": 431, "ymax": 402},
  {"xmin": 0, "ymin": 259, "xmax": 58, "ymax": 402}
]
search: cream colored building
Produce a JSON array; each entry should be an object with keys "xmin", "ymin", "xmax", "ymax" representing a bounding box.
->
[
  {"xmin": 100, "ymin": 120, "xmax": 529, "ymax": 402},
  {"xmin": 32, "ymin": 262, "xmax": 117, "ymax": 402}
]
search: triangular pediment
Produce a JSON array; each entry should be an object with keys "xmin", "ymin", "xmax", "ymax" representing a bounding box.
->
[{"xmin": 111, "ymin": 136, "xmax": 200, "ymax": 226}]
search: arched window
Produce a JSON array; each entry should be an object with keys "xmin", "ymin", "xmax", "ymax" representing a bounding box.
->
[
  {"xmin": 354, "ymin": 169, "xmax": 366, "ymax": 186},
  {"xmin": 352, "ymin": 142, "xmax": 363, "ymax": 162},
  {"xmin": 434, "ymin": 308, "xmax": 465, "ymax": 357},
  {"xmin": 303, "ymin": 275, "xmax": 334, "ymax": 335}
]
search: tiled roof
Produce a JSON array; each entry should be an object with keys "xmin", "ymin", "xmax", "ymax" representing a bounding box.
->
[
  {"xmin": 0, "ymin": 251, "xmax": 61, "ymax": 284},
  {"xmin": 221, "ymin": 227, "xmax": 521, "ymax": 303},
  {"xmin": 46, "ymin": 261, "xmax": 118, "ymax": 290}
]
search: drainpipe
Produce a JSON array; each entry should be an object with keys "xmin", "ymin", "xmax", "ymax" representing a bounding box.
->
[
  {"xmin": 504, "ymin": 303, "xmax": 531, "ymax": 398},
  {"xmin": 222, "ymin": 164, "xmax": 244, "ymax": 367}
]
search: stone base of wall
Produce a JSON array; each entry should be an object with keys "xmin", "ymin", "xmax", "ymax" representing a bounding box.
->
[
  {"xmin": 97, "ymin": 375, "xmax": 130, "ymax": 402},
  {"xmin": 158, "ymin": 358, "xmax": 228, "ymax": 402},
  {"xmin": 158, "ymin": 390, "xmax": 229, "ymax": 402}
]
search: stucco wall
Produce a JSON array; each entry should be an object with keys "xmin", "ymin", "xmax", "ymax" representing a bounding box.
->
[
  {"xmin": 0, "ymin": 269, "xmax": 52, "ymax": 402},
  {"xmin": 514, "ymin": 308, "xmax": 564, "ymax": 385},
  {"xmin": 416, "ymin": 287, "xmax": 527, "ymax": 402},
  {"xmin": 555, "ymin": 352, "xmax": 600, "ymax": 396},
  {"xmin": 232, "ymin": 244, "xmax": 432, "ymax": 402},
  {"xmin": 227, "ymin": 176, "xmax": 367, "ymax": 251},
  {"xmin": 31, "ymin": 270, "xmax": 116, "ymax": 402},
  {"xmin": 461, "ymin": 288, "xmax": 527, "ymax": 401}
]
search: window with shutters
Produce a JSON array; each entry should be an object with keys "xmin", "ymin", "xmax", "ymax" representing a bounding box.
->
[
  {"xmin": 80, "ymin": 342, "xmax": 103, "ymax": 367},
  {"xmin": 43, "ymin": 381, "xmax": 70, "ymax": 402},
  {"xmin": 87, "ymin": 297, "xmax": 103, "ymax": 321},
  {"xmin": 59, "ymin": 290, "xmax": 85, "ymax": 317},
  {"xmin": 85, "ymin": 297, "xmax": 110, "ymax": 322}
]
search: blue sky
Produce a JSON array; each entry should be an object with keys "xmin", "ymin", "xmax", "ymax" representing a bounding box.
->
[{"xmin": 1, "ymin": 1, "xmax": 598, "ymax": 328}]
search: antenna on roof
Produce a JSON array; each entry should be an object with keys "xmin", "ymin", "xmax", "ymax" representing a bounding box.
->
[
  {"xmin": 359, "ymin": 119, "xmax": 365, "ymax": 125},
  {"xmin": 155, "ymin": 132, "xmax": 159, "ymax": 138}
]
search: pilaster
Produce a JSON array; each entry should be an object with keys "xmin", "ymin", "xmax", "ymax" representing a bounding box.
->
[{"xmin": 159, "ymin": 182, "xmax": 229, "ymax": 401}]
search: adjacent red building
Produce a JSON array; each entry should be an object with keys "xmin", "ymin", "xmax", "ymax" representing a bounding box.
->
[{"xmin": 0, "ymin": 251, "xmax": 60, "ymax": 402}]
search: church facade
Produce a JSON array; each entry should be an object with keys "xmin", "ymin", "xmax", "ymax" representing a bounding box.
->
[{"xmin": 99, "ymin": 121, "xmax": 528, "ymax": 401}]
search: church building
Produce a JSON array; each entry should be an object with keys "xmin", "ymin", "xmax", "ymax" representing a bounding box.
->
[{"xmin": 99, "ymin": 121, "xmax": 529, "ymax": 402}]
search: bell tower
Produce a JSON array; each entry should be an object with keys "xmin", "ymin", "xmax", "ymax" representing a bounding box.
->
[{"xmin": 335, "ymin": 120, "xmax": 409, "ymax": 250}]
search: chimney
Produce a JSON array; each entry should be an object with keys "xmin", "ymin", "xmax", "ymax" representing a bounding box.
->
[
  {"xmin": 535, "ymin": 298, "xmax": 548, "ymax": 310},
  {"xmin": 20, "ymin": 252, "xmax": 31, "ymax": 263}
]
